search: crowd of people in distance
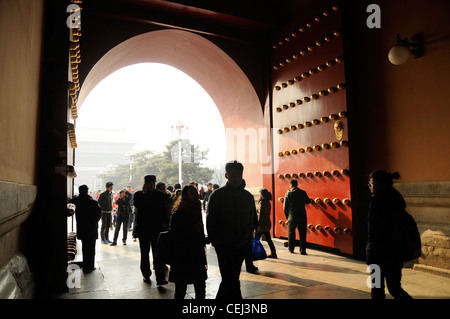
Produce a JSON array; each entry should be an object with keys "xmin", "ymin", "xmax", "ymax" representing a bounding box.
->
[
  {"xmin": 70, "ymin": 161, "xmax": 413, "ymax": 300},
  {"xmin": 87, "ymin": 181, "xmax": 220, "ymax": 246}
]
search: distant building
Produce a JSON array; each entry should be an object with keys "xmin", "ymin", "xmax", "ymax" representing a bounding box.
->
[{"xmin": 74, "ymin": 127, "xmax": 136, "ymax": 192}]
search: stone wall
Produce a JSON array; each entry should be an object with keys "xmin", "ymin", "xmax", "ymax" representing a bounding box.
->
[{"xmin": 395, "ymin": 181, "xmax": 450, "ymax": 274}]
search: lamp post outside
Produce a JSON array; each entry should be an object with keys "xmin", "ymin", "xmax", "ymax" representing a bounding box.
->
[{"xmin": 172, "ymin": 122, "xmax": 188, "ymax": 185}]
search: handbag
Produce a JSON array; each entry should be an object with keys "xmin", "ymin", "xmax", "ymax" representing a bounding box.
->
[
  {"xmin": 251, "ymin": 234, "xmax": 267, "ymax": 261},
  {"xmin": 156, "ymin": 230, "xmax": 173, "ymax": 265}
]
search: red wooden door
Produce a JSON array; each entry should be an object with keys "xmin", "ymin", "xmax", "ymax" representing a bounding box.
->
[{"xmin": 270, "ymin": 4, "xmax": 353, "ymax": 255}]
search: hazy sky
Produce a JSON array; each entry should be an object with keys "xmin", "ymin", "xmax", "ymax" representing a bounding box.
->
[{"xmin": 76, "ymin": 63, "xmax": 227, "ymax": 168}]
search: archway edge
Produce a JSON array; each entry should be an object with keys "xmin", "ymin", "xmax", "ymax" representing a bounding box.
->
[{"xmin": 78, "ymin": 29, "xmax": 264, "ymax": 187}]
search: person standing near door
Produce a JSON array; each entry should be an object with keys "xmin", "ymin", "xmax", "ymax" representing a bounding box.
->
[
  {"xmin": 70, "ymin": 185, "xmax": 101, "ymax": 272},
  {"xmin": 283, "ymin": 179, "xmax": 311, "ymax": 255},
  {"xmin": 98, "ymin": 182, "xmax": 114, "ymax": 244}
]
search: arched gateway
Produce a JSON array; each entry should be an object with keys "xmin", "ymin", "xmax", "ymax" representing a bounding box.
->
[{"xmin": 77, "ymin": 29, "xmax": 269, "ymax": 188}]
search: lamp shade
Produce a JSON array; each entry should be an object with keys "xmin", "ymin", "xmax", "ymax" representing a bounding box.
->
[{"xmin": 388, "ymin": 45, "xmax": 410, "ymax": 65}]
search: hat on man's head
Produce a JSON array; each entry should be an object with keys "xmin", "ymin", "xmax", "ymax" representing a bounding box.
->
[{"xmin": 144, "ymin": 175, "xmax": 156, "ymax": 183}]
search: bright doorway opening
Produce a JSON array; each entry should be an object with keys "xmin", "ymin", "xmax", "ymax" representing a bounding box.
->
[{"xmin": 74, "ymin": 63, "xmax": 227, "ymax": 193}]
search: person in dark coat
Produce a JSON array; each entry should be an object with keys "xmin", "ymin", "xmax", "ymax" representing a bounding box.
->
[
  {"xmin": 97, "ymin": 182, "xmax": 114, "ymax": 244},
  {"xmin": 283, "ymin": 179, "xmax": 311, "ymax": 255},
  {"xmin": 206, "ymin": 161, "xmax": 257, "ymax": 299},
  {"xmin": 202, "ymin": 183, "xmax": 213, "ymax": 211},
  {"xmin": 257, "ymin": 188, "xmax": 277, "ymax": 258},
  {"xmin": 366, "ymin": 170, "xmax": 412, "ymax": 299},
  {"xmin": 133, "ymin": 175, "xmax": 169, "ymax": 285},
  {"xmin": 169, "ymin": 185, "xmax": 207, "ymax": 299},
  {"xmin": 70, "ymin": 185, "xmax": 101, "ymax": 272},
  {"xmin": 110, "ymin": 189, "xmax": 132, "ymax": 246}
]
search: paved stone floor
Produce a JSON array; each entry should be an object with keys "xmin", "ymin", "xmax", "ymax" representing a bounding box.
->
[{"xmin": 57, "ymin": 232, "xmax": 450, "ymax": 300}]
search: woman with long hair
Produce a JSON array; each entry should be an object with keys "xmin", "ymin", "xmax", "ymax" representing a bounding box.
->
[{"xmin": 168, "ymin": 185, "xmax": 207, "ymax": 299}]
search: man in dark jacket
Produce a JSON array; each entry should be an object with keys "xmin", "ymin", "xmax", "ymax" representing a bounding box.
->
[
  {"xmin": 206, "ymin": 161, "xmax": 257, "ymax": 299},
  {"xmin": 133, "ymin": 175, "xmax": 169, "ymax": 285},
  {"xmin": 202, "ymin": 183, "xmax": 213, "ymax": 211},
  {"xmin": 110, "ymin": 189, "xmax": 132, "ymax": 246},
  {"xmin": 283, "ymin": 179, "xmax": 311, "ymax": 255},
  {"xmin": 98, "ymin": 182, "xmax": 114, "ymax": 244},
  {"xmin": 70, "ymin": 185, "xmax": 101, "ymax": 272}
]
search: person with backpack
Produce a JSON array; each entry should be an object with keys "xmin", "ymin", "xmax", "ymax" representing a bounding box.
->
[{"xmin": 366, "ymin": 170, "xmax": 413, "ymax": 299}]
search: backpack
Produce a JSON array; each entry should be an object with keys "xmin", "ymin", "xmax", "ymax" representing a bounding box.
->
[{"xmin": 393, "ymin": 211, "xmax": 422, "ymax": 262}]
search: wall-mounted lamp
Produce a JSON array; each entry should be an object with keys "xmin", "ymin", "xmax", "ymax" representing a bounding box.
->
[{"xmin": 388, "ymin": 33, "xmax": 423, "ymax": 65}]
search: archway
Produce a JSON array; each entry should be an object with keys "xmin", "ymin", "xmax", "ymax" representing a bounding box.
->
[{"xmin": 78, "ymin": 29, "xmax": 266, "ymax": 187}]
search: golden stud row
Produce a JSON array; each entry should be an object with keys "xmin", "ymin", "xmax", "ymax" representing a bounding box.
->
[
  {"xmin": 272, "ymin": 4, "xmax": 340, "ymax": 50},
  {"xmin": 67, "ymin": 123, "xmax": 77, "ymax": 149},
  {"xmin": 277, "ymin": 111, "xmax": 347, "ymax": 134},
  {"xmin": 275, "ymin": 83, "xmax": 345, "ymax": 113},
  {"xmin": 277, "ymin": 169, "xmax": 350, "ymax": 180},
  {"xmin": 278, "ymin": 196, "xmax": 351, "ymax": 206},
  {"xmin": 68, "ymin": 0, "xmax": 83, "ymax": 146},
  {"xmin": 275, "ymin": 56, "xmax": 344, "ymax": 92},
  {"xmin": 278, "ymin": 221, "xmax": 352, "ymax": 235},
  {"xmin": 69, "ymin": 38, "xmax": 81, "ymax": 121},
  {"xmin": 278, "ymin": 140, "xmax": 349, "ymax": 157},
  {"xmin": 273, "ymin": 30, "xmax": 342, "ymax": 71}
]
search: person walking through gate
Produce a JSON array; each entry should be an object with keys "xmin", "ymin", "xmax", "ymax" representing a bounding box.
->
[
  {"xmin": 133, "ymin": 175, "xmax": 169, "ymax": 285},
  {"xmin": 366, "ymin": 170, "xmax": 412, "ymax": 299},
  {"xmin": 98, "ymin": 182, "xmax": 114, "ymax": 244},
  {"xmin": 206, "ymin": 161, "xmax": 257, "ymax": 299},
  {"xmin": 283, "ymin": 179, "xmax": 311, "ymax": 255},
  {"xmin": 202, "ymin": 183, "xmax": 213, "ymax": 212},
  {"xmin": 111, "ymin": 189, "xmax": 132, "ymax": 246},
  {"xmin": 70, "ymin": 185, "xmax": 102, "ymax": 272},
  {"xmin": 168, "ymin": 185, "xmax": 207, "ymax": 299},
  {"xmin": 257, "ymin": 188, "xmax": 277, "ymax": 258}
]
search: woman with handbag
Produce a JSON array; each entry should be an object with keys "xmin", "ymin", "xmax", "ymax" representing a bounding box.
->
[{"xmin": 168, "ymin": 185, "xmax": 207, "ymax": 299}]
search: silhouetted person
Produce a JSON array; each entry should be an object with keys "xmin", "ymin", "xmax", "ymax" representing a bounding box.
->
[
  {"xmin": 366, "ymin": 170, "xmax": 412, "ymax": 299},
  {"xmin": 169, "ymin": 185, "xmax": 207, "ymax": 299},
  {"xmin": 202, "ymin": 183, "xmax": 213, "ymax": 211},
  {"xmin": 206, "ymin": 161, "xmax": 257, "ymax": 299},
  {"xmin": 133, "ymin": 175, "xmax": 169, "ymax": 285},
  {"xmin": 111, "ymin": 189, "xmax": 132, "ymax": 246},
  {"xmin": 70, "ymin": 185, "xmax": 101, "ymax": 272},
  {"xmin": 283, "ymin": 179, "xmax": 311, "ymax": 255},
  {"xmin": 98, "ymin": 182, "xmax": 114, "ymax": 244},
  {"xmin": 257, "ymin": 188, "xmax": 277, "ymax": 258},
  {"xmin": 242, "ymin": 178, "xmax": 259, "ymax": 273},
  {"xmin": 157, "ymin": 182, "xmax": 174, "ymax": 214}
]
